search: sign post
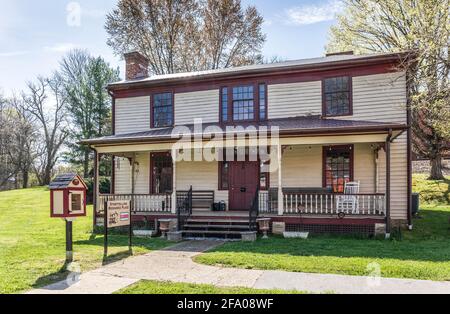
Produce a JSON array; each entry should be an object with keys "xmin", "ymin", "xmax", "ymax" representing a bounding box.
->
[
  {"xmin": 66, "ymin": 219, "xmax": 73, "ymax": 263},
  {"xmin": 104, "ymin": 200, "xmax": 132, "ymax": 258}
]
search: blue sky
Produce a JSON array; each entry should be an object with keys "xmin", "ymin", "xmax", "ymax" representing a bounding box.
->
[{"xmin": 0, "ymin": 0, "xmax": 343, "ymax": 95}]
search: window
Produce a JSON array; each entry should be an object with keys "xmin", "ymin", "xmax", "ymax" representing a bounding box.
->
[
  {"xmin": 152, "ymin": 93, "xmax": 173, "ymax": 128},
  {"xmin": 232, "ymin": 85, "xmax": 254, "ymax": 121},
  {"xmin": 151, "ymin": 153, "xmax": 173, "ymax": 194},
  {"xmin": 259, "ymin": 84, "xmax": 267, "ymax": 120},
  {"xmin": 221, "ymin": 87, "xmax": 229, "ymax": 122},
  {"xmin": 323, "ymin": 77, "xmax": 352, "ymax": 116},
  {"xmin": 219, "ymin": 161, "xmax": 230, "ymax": 190},
  {"xmin": 323, "ymin": 145, "xmax": 353, "ymax": 193}
]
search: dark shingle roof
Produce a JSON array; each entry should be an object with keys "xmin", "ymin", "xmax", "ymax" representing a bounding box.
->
[
  {"xmin": 81, "ymin": 116, "xmax": 408, "ymax": 146},
  {"xmin": 108, "ymin": 51, "xmax": 411, "ymax": 90},
  {"xmin": 49, "ymin": 174, "xmax": 78, "ymax": 189}
]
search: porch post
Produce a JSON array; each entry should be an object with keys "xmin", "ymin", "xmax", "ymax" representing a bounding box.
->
[
  {"xmin": 131, "ymin": 154, "xmax": 136, "ymax": 214},
  {"xmin": 277, "ymin": 143, "xmax": 284, "ymax": 216},
  {"xmin": 385, "ymin": 131, "xmax": 392, "ymax": 238},
  {"xmin": 93, "ymin": 150, "xmax": 99, "ymax": 228},
  {"xmin": 131, "ymin": 153, "xmax": 136, "ymax": 195},
  {"xmin": 172, "ymin": 150, "xmax": 177, "ymax": 214}
]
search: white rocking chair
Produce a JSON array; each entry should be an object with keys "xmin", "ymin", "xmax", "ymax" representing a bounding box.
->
[{"xmin": 336, "ymin": 182, "xmax": 361, "ymax": 214}]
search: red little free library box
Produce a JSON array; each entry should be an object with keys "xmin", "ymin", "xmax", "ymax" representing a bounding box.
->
[{"xmin": 50, "ymin": 174, "xmax": 87, "ymax": 218}]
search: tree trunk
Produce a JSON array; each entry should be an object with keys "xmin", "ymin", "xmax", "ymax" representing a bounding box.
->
[
  {"xmin": 43, "ymin": 165, "xmax": 52, "ymax": 186},
  {"xmin": 22, "ymin": 170, "xmax": 29, "ymax": 189},
  {"xmin": 429, "ymin": 155, "xmax": 445, "ymax": 180},
  {"xmin": 83, "ymin": 149, "xmax": 90, "ymax": 178}
]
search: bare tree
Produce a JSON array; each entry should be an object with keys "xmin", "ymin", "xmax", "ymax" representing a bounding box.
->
[
  {"xmin": 327, "ymin": 0, "xmax": 450, "ymax": 180},
  {"xmin": 0, "ymin": 93, "xmax": 17, "ymax": 188},
  {"xmin": 105, "ymin": 0, "xmax": 266, "ymax": 75},
  {"xmin": 22, "ymin": 76, "xmax": 69, "ymax": 185},
  {"xmin": 7, "ymin": 94, "xmax": 38, "ymax": 188}
]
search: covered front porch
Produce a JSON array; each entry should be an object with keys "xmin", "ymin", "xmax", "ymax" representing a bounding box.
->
[{"xmin": 91, "ymin": 137, "xmax": 400, "ymax": 236}]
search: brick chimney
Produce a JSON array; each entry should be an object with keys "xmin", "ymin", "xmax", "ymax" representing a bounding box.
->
[{"xmin": 124, "ymin": 51, "xmax": 149, "ymax": 80}]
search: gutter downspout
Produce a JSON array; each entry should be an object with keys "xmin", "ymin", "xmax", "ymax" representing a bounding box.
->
[
  {"xmin": 91, "ymin": 147, "xmax": 99, "ymax": 230},
  {"xmin": 406, "ymin": 69, "xmax": 414, "ymax": 231}
]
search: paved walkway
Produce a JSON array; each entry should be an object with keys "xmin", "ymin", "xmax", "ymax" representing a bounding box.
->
[{"xmin": 29, "ymin": 240, "xmax": 450, "ymax": 294}]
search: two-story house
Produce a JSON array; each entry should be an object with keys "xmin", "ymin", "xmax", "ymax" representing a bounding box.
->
[{"xmin": 82, "ymin": 51, "xmax": 413, "ymax": 239}]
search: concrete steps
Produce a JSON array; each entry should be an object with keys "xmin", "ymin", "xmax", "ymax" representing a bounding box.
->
[{"xmin": 181, "ymin": 217, "xmax": 256, "ymax": 240}]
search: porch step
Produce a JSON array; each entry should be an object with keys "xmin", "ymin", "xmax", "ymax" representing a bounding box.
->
[
  {"xmin": 182, "ymin": 230, "xmax": 245, "ymax": 235},
  {"xmin": 184, "ymin": 224, "xmax": 251, "ymax": 230},
  {"xmin": 187, "ymin": 219, "xmax": 250, "ymax": 224},
  {"xmin": 181, "ymin": 217, "xmax": 254, "ymax": 240}
]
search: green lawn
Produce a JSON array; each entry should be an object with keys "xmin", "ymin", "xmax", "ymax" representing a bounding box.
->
[
  {"xmin": 195, "ymin": 176, "xmax": 450, "ymax": 282},
  {"xmin": 0, "ymin": 187, "xmax": 168, "ymax": 294},
  {"xmin": 117, "ymin": 280, "xmax": 304, "ymax": 294}
]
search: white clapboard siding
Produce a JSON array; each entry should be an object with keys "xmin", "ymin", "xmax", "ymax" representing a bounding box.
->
[
  {"xmin": 270, "ymin": 145, "xmax": 323, "ymax": 188},
  {"xmin": 175, "ymin": 90, "xmax": 220, "ymax": 125},
  {"xmin": 114, "ymin": 154, "xmax": 150, "ymax": 195},
  {"xmin": 268, "ymin": 81, "xmax": 322, "ymax": 119},
  {"xmin": 270, "ymin": 144, "xmax": 377, "ymax": 193},
  {"xmin": 135, "ymin": 153, "xmax": 150, "ymax": 194},
  {"xmin": 115, "ymin": 96, "xmax": 150, "ymax": 135},
  {"xmin": 351, "ymin": 72, "xmax": 408, "ymax": 220},
  {"xmin": 354, "ymin": 143, "xmax": 377, "ymax": 194},
  {"xmin": 348, "ymin": 72, "xmax": 407, "ymax": 123},
  {"xmin": 176, "ymin": 160, "xmax": 228, "ymax": 207},
  {"xmin": 114, "ymin": 157, "xmax": 131, "ymax": 194}
]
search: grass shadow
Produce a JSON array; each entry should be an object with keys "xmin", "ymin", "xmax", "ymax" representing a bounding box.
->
[
  {"xmin": 31, "ymin": 261, "xmax": 72, "ymax": 290},
  {"xmin": 102, "ymin": 249, "xmax": 133, "ymax": 266}
]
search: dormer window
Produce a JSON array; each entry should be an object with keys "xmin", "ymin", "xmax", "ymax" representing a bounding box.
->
[
  {"xmin": 323, "ymin": 76, "xmax": 352, "ymax": 117},
  {"xmin": 152, "ymin": 92, "xmax": 173, "ymax": 128}
]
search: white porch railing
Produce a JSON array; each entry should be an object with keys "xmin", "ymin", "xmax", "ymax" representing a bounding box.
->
[
  {"xmin": 283, "ymin": 193, "xmax": 386, "ymax": 216},
  {"xmin": 259, "ymin": 192, "xmax": 386, "ymax": 216},
  {"xmin": 97, "ymin": 194, "xmax": 172, "ymax": 215}
]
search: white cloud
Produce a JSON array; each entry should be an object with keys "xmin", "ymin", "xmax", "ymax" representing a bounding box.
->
[
  {"xmin": 285, "ymin": 0, "xmax": 344, "ymax": 25},
  {"xmin": 264, "ymin": 19, "xmax": 274, "ymax": 27},
  {"xmin": 44, "ymin": 43, "xmax": 78, "ymax": 53},
  {"xmin": 0, "ymin": 50, "xmax": 30, "ymax": 58}
]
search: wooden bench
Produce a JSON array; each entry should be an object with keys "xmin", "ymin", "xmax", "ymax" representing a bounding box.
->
[{"xmin": 177, "ymin": 190, "xmax": 215, "ymax": 210}]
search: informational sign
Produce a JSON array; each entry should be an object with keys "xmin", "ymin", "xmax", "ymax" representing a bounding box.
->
[{"xmin": 107, "ymin": 201, "xmax": 131, "ymax": 228}]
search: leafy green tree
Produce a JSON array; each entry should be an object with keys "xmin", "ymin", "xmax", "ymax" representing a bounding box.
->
[
  {"xmin": 327, "ymin": 0, "xmax": 450, "ymax": 180},
  {"xmin": 58, "ymin": 50, "xmax": 120, "ymax": 178}
]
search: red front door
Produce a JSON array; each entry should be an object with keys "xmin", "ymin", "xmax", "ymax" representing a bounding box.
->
[{"xmin": 229, "ymin": 161, "xmax": 259, "ymax": 211}]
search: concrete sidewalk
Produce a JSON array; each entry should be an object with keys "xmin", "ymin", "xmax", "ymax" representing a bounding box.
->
[{"xmin": 28, "ymin": 240, "xmax": 450, "ymax": 294}]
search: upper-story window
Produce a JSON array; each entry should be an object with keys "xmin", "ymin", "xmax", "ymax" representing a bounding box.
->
[
  {"xmin": 323, "ymin": 76, "xmax": 352, "ymax": 117},
  {"xmin": 152, "ymin": 92, "xmax": 173, "ymax": 128},
  {"xmin": 233, "ymin": 86, "xmax": 255, "ymax": 121},
  {"xmin": 220, "ymin": 83, "xmax": 267, "ymax": 123}
]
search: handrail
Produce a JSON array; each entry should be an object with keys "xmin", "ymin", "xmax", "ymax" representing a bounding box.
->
[
  {"xmin": 249, "ymin": 188, "xmax": 260, "ymax": 231},
  {"xmin": 177, "ymin": 186, "xmax": 193, "ymax": 232}
]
